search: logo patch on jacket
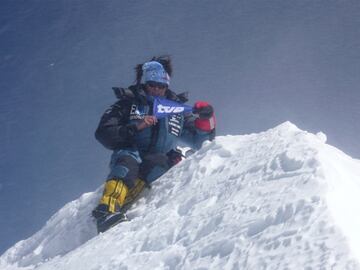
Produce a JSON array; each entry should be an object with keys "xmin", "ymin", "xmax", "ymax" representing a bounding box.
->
[
  {"xmin": 168, "ymin": 114, "xmax": 182, "ymax": 136},
  {"xmin": 129, "ymin": 104, "xmax": 148, "ymax": 120}
]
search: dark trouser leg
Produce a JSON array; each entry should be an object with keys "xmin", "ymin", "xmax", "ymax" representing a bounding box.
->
[{"xmin": 139, "ymin": 153, "xmax": 170, "ymax": 184}]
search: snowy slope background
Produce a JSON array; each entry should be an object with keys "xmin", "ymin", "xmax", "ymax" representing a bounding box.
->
[
  {"xmin": 1, "ymin": 0, "xmax": 360, "ymax": 255},
  {"xmin": 1, "ymin": 122, "xmax": 360, "ymax": 270}
]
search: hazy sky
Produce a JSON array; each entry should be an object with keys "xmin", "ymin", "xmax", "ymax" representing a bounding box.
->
[{"xmin": 0, "ymin": 0, "xmax": 359, "ymax": 254}]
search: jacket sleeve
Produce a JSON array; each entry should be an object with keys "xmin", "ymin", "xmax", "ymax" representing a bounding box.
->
[
  {"xmin": 95, "ymin": 100, "xmax": 138, "ymax": 150},
  {"xmin": 180, "ymin": 113, "xmax": 216, "ymax": 150}
]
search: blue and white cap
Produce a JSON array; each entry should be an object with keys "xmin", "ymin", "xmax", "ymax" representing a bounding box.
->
[{"xmin": 142, "ymin": 61, "xmax": 170, "ymax": 86}]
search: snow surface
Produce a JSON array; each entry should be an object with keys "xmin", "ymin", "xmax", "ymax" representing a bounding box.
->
[{"xmin": 1, "ymin": 122, "xmax": 360, "ymax": 270}]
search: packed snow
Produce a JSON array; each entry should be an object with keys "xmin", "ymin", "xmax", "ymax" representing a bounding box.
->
[{"xmin": 1, "ymin": 122, "xmax": 360, "ymax": 270}]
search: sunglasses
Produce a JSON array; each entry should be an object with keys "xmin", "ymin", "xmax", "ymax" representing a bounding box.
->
[{"xmin": 146, "ymin": 81, "xmax": 168, "ymax": 89}]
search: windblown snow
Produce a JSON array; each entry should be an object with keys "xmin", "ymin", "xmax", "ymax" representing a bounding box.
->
[{"xmin": 1, "ymin": 122, "xmax": 360, "ymax": 270}]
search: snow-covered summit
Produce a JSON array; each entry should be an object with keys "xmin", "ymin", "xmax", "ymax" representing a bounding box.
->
[{"xmin": 1, "ymin": 122, "xmax": 360, "ymax": 270}]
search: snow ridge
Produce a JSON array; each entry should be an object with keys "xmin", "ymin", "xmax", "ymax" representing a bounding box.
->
[{"xmin": 1, "ymin": 122, "xmax": 359, "ymax": 270}]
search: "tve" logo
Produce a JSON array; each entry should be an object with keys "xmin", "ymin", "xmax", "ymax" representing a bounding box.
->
[{"xmin": 157, "ymin": 104, "xmax": 184, "ymax": 114}]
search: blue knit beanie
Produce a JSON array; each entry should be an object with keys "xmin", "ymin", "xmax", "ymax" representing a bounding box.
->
[{"xmin": 142, "ymin": 61, "xmax": 170, "ymax": 86}]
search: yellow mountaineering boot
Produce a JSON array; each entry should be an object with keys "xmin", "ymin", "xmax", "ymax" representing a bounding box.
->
[
  {"xmin": 92, "ymin": 179, "xmax": 129, "ymax": 233},
  {"xmin": 99, "ymin": 179, "xmax": 128, "ymax": 213},
  {"xmin": 124, "ymin": 178, "xmax": 146, "ymax": 206}
]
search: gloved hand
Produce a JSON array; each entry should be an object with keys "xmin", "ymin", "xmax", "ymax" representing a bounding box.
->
[
  {"xmin": 193, "ymin": 101, "xmax": 216, "ymax": 132},
  {"xmin": 193, "ymin": 101, "xmax": 214, "ymax": 119},
  {"xmin": 167, "ymin": 149, "xmax": 183, "ymax": 167}
]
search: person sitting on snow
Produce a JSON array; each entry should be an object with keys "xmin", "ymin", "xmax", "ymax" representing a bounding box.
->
[{"xmin": 92, "ymin": 56, "xmax": 216, "ymax": 233}]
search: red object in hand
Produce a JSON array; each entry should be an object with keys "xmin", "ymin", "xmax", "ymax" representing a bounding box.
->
[{"xmin": 194, "ymin": 101, "xmax": 216, "ymax": 132}]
